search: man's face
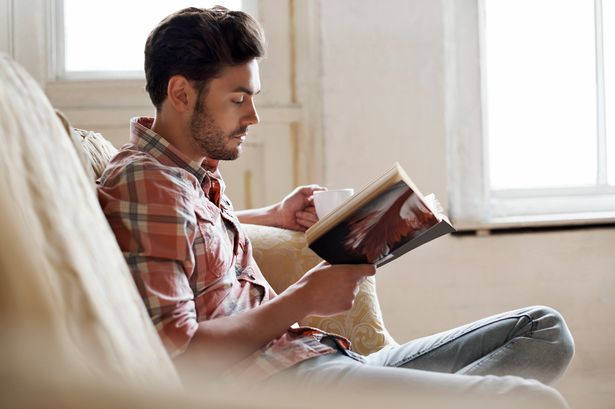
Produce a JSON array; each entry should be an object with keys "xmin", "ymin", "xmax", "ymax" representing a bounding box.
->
[{"xmin": 188, "ymin": 59, "xmax": 261, "ymax": 161}]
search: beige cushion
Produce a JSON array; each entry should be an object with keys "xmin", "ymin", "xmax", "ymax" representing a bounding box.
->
[
  {"xmin": 244, "ymin": 224, "xmax": 397, "ymax": 355},
  {"xmin": 74, "ymin": 127, "xmax": 119, "ymax": 179},
  {"xmin": 56, "ymin": 110, "xmax": 119, "ymax": 180},
  {"xmin": 0, "ymin": 54, "xmax": 180, "ymax": 388}
]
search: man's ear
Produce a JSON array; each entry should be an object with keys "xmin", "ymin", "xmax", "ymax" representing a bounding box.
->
[{"xmin": 166, "ymin": 75, "xmax": 197, "ymax": 113}]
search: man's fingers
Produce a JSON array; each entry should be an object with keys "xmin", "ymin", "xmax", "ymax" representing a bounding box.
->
[
  {"xmin": 301, "ymin": 184, "xmax": 326, "ymax": 192},
  {"xmin": 296, "ymin": 210, "xmax": 318, "ymax": 225},
  {"xmin": 352, "ymin": 264, "xmax": 376, "ymax": 278},
  {"xmin": 303, "ymin": 206, "xmax": 317, "ymax": 215},
  {"xmin": 297, "ymin": 209, "xmax": 318, "ymax": 219},
  {"xmin": 295, "ymin": 214, "xmax": 318, "ymax": 230},
  {"xmin": 296, "ymin": 220, "xmax": 312, "ymax": 231},
  {"xmin": 303, "ymin": 185, "xmax": 327, "ymax": 202}
]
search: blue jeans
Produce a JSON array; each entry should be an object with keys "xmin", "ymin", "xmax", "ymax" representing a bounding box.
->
[{"xmin": 270, "ymin": 306, "xmax": 574, "ymax": 408}]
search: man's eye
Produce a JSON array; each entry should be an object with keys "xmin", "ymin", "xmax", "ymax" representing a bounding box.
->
[{"xmin": 233, "ymin": 99, "xmax": 244, "ymax": 105}]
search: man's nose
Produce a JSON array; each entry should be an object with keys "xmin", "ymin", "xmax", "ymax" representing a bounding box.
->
[{"xmin": 244, "ymin": 99, "xmax": 259, "ymax": 126}]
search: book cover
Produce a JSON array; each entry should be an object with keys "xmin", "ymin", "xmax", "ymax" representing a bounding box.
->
[{"xmin": 305, "ymin": 164, "xmax": 455, "ymax": 267}]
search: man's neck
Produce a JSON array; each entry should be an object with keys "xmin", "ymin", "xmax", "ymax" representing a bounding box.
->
[{"xmin": 151, "ymin": 113, "xmax": 206, "ymax": 165}]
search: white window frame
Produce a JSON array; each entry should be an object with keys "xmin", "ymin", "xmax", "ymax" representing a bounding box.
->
[
  {"xmin": 52, "ymin": 0, "xmax": 258, "ymax": 81},
  {"xmin": 1, "ymin": 0, "xmax": 259, "ymax": 84},
  {"xmin": 445, "ymin": 0, "xmax": 615, "ymax": 231},
  {"xmin": 52, "ymin": 0, "xmax": 143, "ymax": 80},
  {"xmin": 1, "ymin": 0, "xmax": 325, "ymax": 207},
  {"xmin": 2, "ymin": 0, "xmax": 51, "ymax": 85},
  {"xmin": 0, "ymin": 0, "xmax": 14, "ymax": 57}
]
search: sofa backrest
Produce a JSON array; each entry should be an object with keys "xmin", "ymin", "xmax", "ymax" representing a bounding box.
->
[{"xmin": 0, "ymin": 54, "xmax": 180, "ymax": 388}]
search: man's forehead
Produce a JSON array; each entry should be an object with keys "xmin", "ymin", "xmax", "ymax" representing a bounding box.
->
[{"xmin": 212, "ymin": 60, "xmax": 261, "ymax": 94}]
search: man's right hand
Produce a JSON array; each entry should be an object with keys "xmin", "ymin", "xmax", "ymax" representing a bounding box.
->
[
  {"xmin": 291, "ymin": 261, "xmax": 376, "ymax": 317},
  {"xmin": 182, "ymin": 261, "xmax": 375, "ymax": 372}
]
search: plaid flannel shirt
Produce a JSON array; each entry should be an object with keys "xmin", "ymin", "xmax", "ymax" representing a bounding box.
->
[{"xmin": 97, "ymin": 117, "xmax": 360, "ymax": 382}]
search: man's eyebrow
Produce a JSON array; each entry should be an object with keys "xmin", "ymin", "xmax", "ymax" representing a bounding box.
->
[{"xmin": 232, "ymin": 86, "xmax": 261, "ymax": 96}]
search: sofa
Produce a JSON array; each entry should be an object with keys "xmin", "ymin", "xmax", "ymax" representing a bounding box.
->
[
  {"xmin": 1, "ymin": 53, "xmax": 566, "ymax": 409},
  {"xmin": 0, "ymin": 53, "xmax": 407, "ymax": 407}
]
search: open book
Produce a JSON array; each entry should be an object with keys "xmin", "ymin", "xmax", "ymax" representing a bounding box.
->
[{"xmin": 305, "ymin": 163, "xmax": 455, "ymax": 267}]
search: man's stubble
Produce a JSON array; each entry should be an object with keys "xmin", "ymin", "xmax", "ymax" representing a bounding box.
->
[{"xmin": 189, "ymin": 99, "xmax": 247, "ymax": 161}]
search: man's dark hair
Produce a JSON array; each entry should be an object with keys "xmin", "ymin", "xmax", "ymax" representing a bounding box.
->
[{"xmin": 144, "ymin": 6, "xmax": 265, "ymax": 110}]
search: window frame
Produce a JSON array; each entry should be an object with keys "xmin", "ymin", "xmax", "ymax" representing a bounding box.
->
[
  {"xmin": 1, "ymin": 0, "xmax": 325, "ymax": 208},
  {"xmin": 446, "ymin": 0, "xmax": 615, "ymax": 231},
  {"xmin": 53, "ymin": 0, "xmax": 257, "ymax": 81}
]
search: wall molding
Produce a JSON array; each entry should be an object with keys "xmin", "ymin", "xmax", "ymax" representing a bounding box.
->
[
  {"xmin": 59, "ymin": 105, "xmax": 304, "ymax": 129},
  {"xmin": 0, "ymin": 0, "xmax": 14, "ymax": 56}
]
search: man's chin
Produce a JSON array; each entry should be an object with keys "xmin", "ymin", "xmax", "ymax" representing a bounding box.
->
[{"xmin": 217, "ymin": 147, "xmax": 242, "ymax": 161}]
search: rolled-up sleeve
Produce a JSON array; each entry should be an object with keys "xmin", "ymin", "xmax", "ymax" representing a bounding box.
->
[{"xmin": 99, "ymin": 161, "xmax": 200, "ymax": 356}]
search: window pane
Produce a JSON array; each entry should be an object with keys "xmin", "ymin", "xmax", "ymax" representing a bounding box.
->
[
  {"xmin": 605, "ymin": 0, "xmax": 615, "ymax": 185},
  {"xmin": 63, "ymin": 0, "xmax": 242, "ymax": 73},
  {"xmin": 485, "ymin": 0, "xmax": 598, "ymax": 190}
]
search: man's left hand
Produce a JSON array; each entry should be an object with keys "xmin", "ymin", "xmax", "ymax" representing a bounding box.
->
[{"xmin": 275, "ymin": 185, "xmax": 326, "ymax": 231}]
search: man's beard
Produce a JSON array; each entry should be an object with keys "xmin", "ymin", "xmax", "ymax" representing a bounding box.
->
[{"xmin": 189, "ymin": 106, "xmax": 247, "ymax": 161}]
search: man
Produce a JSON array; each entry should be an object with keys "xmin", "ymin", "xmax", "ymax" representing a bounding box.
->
[{"xmin": 98, "ymin": 6, "xmax": 574, "ymax": 407}]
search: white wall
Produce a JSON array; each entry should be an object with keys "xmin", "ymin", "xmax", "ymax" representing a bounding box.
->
[
  {"xmin": 320, "ymin": 0, "xmax": 447, "ymax": 199},
  {"xmin": 319, "ymin": 1, "xmax": 615, "ymax": 407}
]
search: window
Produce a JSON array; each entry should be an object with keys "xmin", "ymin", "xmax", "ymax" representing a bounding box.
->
[
  {"xmin": 2, "ymin": 0, "xmax": 321, "ymax": 208},
  {"xmin": 447, "ymin": 0, "xmax": 615, "ymax": 230},
  {"xmin": 59, "ymin": 0, "xmax": 243, "ymax": 79}
]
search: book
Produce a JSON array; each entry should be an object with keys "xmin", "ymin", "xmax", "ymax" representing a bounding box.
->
[{"xmin": 305, "ymin": 163, "xmax": 455, "ymax": 267}]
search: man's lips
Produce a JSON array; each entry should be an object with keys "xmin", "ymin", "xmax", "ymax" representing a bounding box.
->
[{"xmin": 232, "ymin": 127, "xmax": 248, "ymax": 141}]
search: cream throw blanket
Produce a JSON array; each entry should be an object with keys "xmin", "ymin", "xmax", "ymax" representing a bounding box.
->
[{"xmin": 0, "ymin": 54, "xmax": 179, "ymax": 388}]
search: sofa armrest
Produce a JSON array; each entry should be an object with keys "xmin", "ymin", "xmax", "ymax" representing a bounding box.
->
[{"xmin": 243, "ymin": 224, "xmax": 398, "ymax": 355}]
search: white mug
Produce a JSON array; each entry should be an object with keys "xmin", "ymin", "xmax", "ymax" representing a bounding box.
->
[{"xmin": 313, "ymin": 188, "xmax": 354, "ymax": 219}]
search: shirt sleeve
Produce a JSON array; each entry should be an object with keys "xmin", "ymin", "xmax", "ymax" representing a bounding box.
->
[{"xmin": 98, "ymin": 161, "xmax": 200, "ymax": 357}]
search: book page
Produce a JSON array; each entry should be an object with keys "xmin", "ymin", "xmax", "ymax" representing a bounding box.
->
[{"xmin": 309, "ymin": 180, "xmax": 441, "ymax": 264}]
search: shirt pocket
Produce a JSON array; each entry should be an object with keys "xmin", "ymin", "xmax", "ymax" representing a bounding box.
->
[
  {"xmin": 193, "ymin": 204, "xmax": 235, "ymax": 283},
  {"xmin": 236, "ymin": 265, "xmax": 271, "ymax": 301}
]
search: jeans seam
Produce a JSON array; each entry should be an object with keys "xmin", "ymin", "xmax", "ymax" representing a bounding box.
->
[
  {"xmin": 390, "ymin": 314, "xmax": 534, "ymax": 368},
  {"xmin": 460, "ymin": 338, "xmax": 518, "ymax": 374},
  {"xmin": 528, "ymin": 315, "xmax": 537, "ymax": 338}
]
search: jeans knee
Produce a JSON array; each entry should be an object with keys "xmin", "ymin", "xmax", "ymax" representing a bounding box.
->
[{"xmin": 530, "ymin": 305, "xmax": 575, "ymax": 365}]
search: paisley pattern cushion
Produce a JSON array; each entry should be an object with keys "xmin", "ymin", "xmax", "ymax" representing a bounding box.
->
[{"xmin": 243, "ymin": 224, "xmax": 397, "ymax": 355}]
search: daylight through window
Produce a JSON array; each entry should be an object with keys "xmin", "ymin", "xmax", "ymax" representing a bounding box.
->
[
  {"xmin": 61, "ymin": 0, "xmax": 242, "ymax": 76},
  {"xmin": 484, "ymin": 0, "xmax": 614, "ymax": 191}
]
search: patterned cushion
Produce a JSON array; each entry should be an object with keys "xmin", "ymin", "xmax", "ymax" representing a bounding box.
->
[{"xmin": 244, "ymin": 224, "xmax": 397, "ymax": 355}]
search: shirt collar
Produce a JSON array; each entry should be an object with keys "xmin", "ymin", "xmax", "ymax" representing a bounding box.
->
[{"xmin": 129, "ymin": 117, "xmax": 221, "ymax": 184}]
